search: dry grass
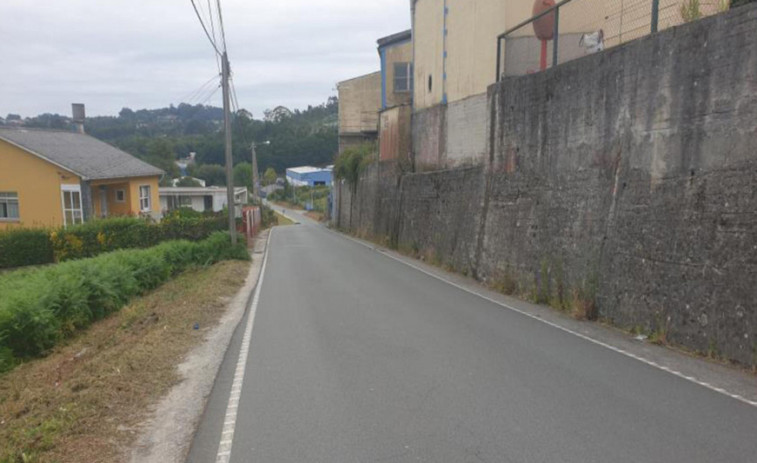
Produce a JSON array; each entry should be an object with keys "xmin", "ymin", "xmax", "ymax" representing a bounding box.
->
[
  {"xmin": 304, "ymin": 211, "xmax": 325, "ymax": 222},
  {"xmin": 274, "ymin": 212, "xmax": 295, "ymax": 226},
  {"xmin": 0, "ymin": 260, "xmax": 250, "ymax": 463}
]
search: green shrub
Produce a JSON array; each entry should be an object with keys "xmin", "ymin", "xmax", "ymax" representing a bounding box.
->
[
  {"xmin": 0, "ymin": 228, "xmax": 54, "ymax": 269},
  {"xmin": 50, "ymin": 214, "xmax": 227, "ymax": 262},
  {"xmin": 334, "ymin": 142, "xmax": 376, "ymax": 186},
  {"xmin": 0, "ymin": 232, "xmax": 248, "ymax": 367}
]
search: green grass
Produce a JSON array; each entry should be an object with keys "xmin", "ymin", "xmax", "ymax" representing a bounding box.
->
[{"xmin": 0, "ymin": 232, "xmax": 249, "ymax": 372}]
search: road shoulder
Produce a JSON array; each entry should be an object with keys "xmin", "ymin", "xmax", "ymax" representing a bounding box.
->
[
  {"xmin": 129, "ymin": 230, "xmax": 270, "ymax": 463},
  {"xmin": 331, "ymin": 229, "xmax": 757, "ymax": 408}
]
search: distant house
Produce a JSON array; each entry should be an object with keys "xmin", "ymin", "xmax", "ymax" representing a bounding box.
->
[
  {"xmin": 159, "ymin": 186, "xmax": 248, "ymax": 217},
  {"xmin": 286, "ymin": 166, "xmax": 333, "ymax": 187},
  {"xmin": 0, "ymin": 127, "xmax": 163, "ymax": 229}
]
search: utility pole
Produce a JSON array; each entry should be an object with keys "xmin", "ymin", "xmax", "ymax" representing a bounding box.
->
[
  {"xmin": 251, "ymin": 143, "xmax": 260, "ymax": 200},
  {"xmin": 221, "ymin": 51, "xmax": 237, "ymax": 244}
]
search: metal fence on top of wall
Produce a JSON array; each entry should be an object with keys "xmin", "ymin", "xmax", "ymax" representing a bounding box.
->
[{"xmin": 496, "ymin": 0, "xmax": 733, "ymax": 80}]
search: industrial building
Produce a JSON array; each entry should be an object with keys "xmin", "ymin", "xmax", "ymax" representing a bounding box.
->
[{"xmin": 285, "ymin": 166, "xmax": 333, "ymax": 187}]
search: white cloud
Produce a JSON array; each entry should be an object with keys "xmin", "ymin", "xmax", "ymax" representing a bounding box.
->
[{"xmin": 0, "ymin": 0, "xmax": 410, "ymax": 117}]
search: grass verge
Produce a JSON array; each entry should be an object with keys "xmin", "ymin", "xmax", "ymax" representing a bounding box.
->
[
  {"xmin": 274, "ymin": 212, "xmax": 295, "ymax": 226},
  {"xmin": 0, "ymin": 260, "xmax": 251, "ymax": 463}
]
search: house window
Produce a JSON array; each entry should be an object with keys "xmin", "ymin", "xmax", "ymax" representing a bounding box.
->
[
  {"xmin": 394, "ymin": 62, "xmax": 413, "ymax": 93},
  {"xmin": 139, "ymin": 185, "xmax": 151, "ymax": 212},
  {"xmin": 0, "ymin": 192, "xmax": 19, "ymax": 220},
  {"xmin": 61, "ymin": 185, "xmax": 83, "ymax": 227},
  {"xmin": 115, "ymin": 189, "xmax": 126, "ymax": 203}
]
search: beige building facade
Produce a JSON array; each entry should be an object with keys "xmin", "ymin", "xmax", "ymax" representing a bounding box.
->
[
  {"xmin": 337, "ymin": 72, "xmax": 382, "ymax": 153},
  {"xmin": 412, "ymin": 0, "xmax": 726, "ymax": 109},
  {"xmin": 412, "ymin": 0, "xmax": 533, "ymax": 110},
  {"xmin": 378, "ymin": 30, "xmax": 414, "ymax": 110}
]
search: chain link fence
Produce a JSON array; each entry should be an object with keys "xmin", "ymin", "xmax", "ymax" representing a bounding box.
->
[{"xmin": 497, "ymin": 0, "xmax": 734, "ymax": 79}]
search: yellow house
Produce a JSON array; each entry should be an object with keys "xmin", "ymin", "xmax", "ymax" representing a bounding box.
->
[{"xmin": 0, "ymin": 127, "xmax": 163, "ymax": 229}]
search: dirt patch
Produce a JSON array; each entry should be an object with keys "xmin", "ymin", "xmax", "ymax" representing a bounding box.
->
[
  {"xmin": 0, "ymin": 260, "xmax": 250, "ymax": 463},
  {"xmin": 305, "ymin": 211, "xmax": 325, "ymax": 222}
]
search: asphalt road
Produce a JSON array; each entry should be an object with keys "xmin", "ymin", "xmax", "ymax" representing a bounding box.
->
[{"xmin": 187, "ymin": 219, "xmax": 757, "ymax": 463}]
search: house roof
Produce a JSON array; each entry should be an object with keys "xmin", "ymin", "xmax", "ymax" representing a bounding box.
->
[
  {"xmin": 0, "ymin": 127, "xmax": 164, "ymax": 181},
  {"xmin": 377, "ymin": 30, "xmax": 412, "ymax": 49},
  {"xmin": 159, "ymin": 187, "xmax": 247, "ymax": 195},
  {"xmin": 286, "ymin": 166, "xmax": 333, "ymax": 175}
]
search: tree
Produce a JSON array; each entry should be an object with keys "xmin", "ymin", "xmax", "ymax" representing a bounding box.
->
[
  {"xmin": 119, "ymin": 107, "xmax": 135, "ymax": 119},
  {"xmin": 145, "ymin": 139, "xmax": 180, "ymax": 178},
  {"xmin": 233, "ymin": 163, "xmax": 252, "ymax": 189},
  {"xmin": 263, "ymin": 167, "xmax": 278, "ymax": 186},
  {"xmin": 192, "ymin": 164, "xmax": 226, "ymax": 186},
  {"xmin": 176, "ymin": 176, "xmax": 203, "ymax": 187}
]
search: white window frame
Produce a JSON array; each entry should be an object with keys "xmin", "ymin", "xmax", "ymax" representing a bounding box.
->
[
  {"xmin": 115, "ymin": 189, "xmax": 126, "ymax": 203},
  {"xmin": 0, "ymin": 191, "xmax": 20, "ymax": 221},
  {"xmin": 139, "ymin": 185, "xmax": 152, "ymax": 212},
  {"xmin": 61, "ymin": 184, "xmax": 84, "ymax": 227}
]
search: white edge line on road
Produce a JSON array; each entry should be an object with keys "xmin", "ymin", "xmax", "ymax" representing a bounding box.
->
[
  {"xmin": 329, "ymin": 228, "xmax": 757, "ymax": 409},
  {"xmin": 215, "ymin": 230, "xmax": 273, "ymax": 463}
]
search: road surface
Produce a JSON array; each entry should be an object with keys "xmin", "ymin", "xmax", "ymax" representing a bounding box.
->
[{"xmin": 187, "ymin": 218, "xmax": 757, "ymax": 462}]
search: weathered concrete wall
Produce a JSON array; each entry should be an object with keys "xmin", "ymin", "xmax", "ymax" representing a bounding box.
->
[
  {"xmin": 397, "ymin": 166, "xmax": 485, "ymax": 274},
  {"xmin": 338, "ymin": 5, "xmax": 757, "ymax": 366},
  {"xmin": 412, "ymin": 104, "xmax": 445, "ymax": 170},
  {"xmin": 445, "ymin": 94, "xmax": 489, "ymax": 166},
  {"xmin": 484, "ymin": 5, "xmax": 757, "ymax": 363},
  {"xmin": 412, "ymin": 93, "xmax": 489, "ymax": 170}
]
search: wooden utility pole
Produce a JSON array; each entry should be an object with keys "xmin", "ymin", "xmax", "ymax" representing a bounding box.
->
[{"xmin": 221, "ymin": 51, "xmax": 237, "ymax": 244}]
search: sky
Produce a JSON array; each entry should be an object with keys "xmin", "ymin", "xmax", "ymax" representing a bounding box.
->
[{"xmin": 0, "ymin": 0, "xmax": 410, "ymax": 119}]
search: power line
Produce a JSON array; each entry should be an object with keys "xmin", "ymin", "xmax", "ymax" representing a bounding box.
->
[
  {"xmin": 206, "ymin": 0, "xmax": 221, "ymax": 73},
  {"xmin": 199, "ymin": 82, "xmax": 222, "ymax": 106},
  {"xmin": 215, "ymin": 0, "xmax": 228, "ymax": 52},
  {"xmin": 190, "ymin": 0, "xmax": 222, "ymax": 56},
  {"xmin": 178, "ymin": 74, "xmax": 220, "ymax": 105}
]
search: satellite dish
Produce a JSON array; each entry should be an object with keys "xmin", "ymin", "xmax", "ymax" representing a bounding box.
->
[{"xmin": 532, "ymin": 0, "xmax": 556, "ymax": 41}]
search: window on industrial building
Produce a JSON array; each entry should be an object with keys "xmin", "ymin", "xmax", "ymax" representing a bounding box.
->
[
  {"xmin": 394, "ymin": 62, "xmax": 413, "ymax": 93},
  {"xmin": 0, "ymin": 192, "xmax": 19, "ymax": 220},
  {"xmin": 139, "ymin": 185, "xmax": 152, "ymax": 212}
]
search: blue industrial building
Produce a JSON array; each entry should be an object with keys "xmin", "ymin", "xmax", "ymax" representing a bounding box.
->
[{"xmin": 286, "ymin": 166, "xmax": 333, "ymax": 187}]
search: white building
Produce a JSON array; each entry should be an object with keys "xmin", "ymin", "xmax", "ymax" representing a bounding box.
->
[{"xmin": 159, "ymin": 187, "xmax": 248, "ymax": 217}]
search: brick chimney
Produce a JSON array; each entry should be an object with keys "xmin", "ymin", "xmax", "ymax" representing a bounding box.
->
[{"xmin": 72, "ymin": 103, "xmax": 85, "ymax": 134}]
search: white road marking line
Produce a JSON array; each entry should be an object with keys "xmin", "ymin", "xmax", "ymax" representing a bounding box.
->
[
  {"xmin": 215, "ymin": 230, "xmax": 273, "ymax": 463},
  {"xmin": 330, "ymin": 229, "xmax": 757, "ymax": 409}
]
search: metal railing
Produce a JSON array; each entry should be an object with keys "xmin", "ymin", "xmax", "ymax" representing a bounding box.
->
[{"xmin": 496, "ymin": 0, "xmax": 729, "ymax": 81}]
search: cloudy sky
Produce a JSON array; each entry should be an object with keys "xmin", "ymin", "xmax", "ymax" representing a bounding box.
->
[{"xmin": 0, "ymin": 0, "xmax": 410, "ymax": 119}]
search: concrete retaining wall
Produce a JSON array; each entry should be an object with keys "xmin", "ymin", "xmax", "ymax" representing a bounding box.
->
[{"xmin": 336, "ymin": 5, "xmax": 757, "ymax": 365}]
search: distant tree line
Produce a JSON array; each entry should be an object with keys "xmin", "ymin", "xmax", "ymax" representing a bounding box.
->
[{"xmin": 12, "ymin": 98, "xmax": 338, "ymax": 187}]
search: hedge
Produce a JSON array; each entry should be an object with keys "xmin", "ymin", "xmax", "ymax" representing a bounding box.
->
[
  {"xmin": 0, "ymin": 228, "xmax": 54, "ymax": 269},
  {"xmin": 0, "ymin": 212, "xmax": 228, "ymax": 269},
  {"xmin": 50, "ymin": 212, "xmax": 228, "ymax": 262},
  {"xmin": 0, "ymin": 232, "xmax": 249, "ymax": 372}
]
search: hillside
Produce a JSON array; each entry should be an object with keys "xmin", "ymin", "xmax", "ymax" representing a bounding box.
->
[{"xmin": 4, "ymin": 98, "xmax": 338, "ymax": 179}]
